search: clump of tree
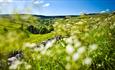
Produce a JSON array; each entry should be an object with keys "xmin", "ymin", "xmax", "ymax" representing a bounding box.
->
[
  {"xmin": 10, "ymin": 14, "xmax": 54, "ymax": 34},
  {"xmin": 27, "ymin": 24, "xmax": 54, "ymax": 34}
]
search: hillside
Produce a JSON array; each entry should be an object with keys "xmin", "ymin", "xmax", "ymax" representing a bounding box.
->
[
  {"xmin": 0, "ymin": 14, "xmax": 76, "ymax": 18},
  {"xmin": 0, "ymin": 13, "xmax": 115, "ymax": 70}
]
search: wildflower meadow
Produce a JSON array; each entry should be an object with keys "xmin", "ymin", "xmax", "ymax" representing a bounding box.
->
[{"xmin": 0, "ymin": 12, "xmax": 115, "ymax": 70}]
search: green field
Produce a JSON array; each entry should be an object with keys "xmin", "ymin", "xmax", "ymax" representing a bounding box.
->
[{"xmin": 0, "ymin": 13, "xmax": 115, "ymax": 70}]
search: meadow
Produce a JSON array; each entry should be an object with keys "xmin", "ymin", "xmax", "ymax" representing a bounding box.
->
[{"xmin": 0, "ymin": 13, "xmax": 115, "ymax": 70}]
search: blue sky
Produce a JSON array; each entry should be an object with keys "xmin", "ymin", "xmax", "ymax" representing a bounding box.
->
[{"xmin": 0, "ymin": 0, "xmax": 115, "ymax": 15}]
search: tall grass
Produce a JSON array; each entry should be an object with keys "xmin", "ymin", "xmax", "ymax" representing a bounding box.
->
[{"xmin": 0, "ymin": 13, "xmax": 115, "ymax": 70}]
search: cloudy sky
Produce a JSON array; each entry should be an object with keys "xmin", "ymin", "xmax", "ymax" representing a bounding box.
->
[{"xmin": 0, "ymin": 0, "xmax": 115, "ymax": 15}]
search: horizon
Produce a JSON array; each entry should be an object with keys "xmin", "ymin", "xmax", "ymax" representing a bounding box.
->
[
  {"xmin": 0, "ymin": 0, "xmax": 115, "ymax": 16},
  {"xmin": 0, "ymin": 11, "xmax": 114, "ymax": 16}
]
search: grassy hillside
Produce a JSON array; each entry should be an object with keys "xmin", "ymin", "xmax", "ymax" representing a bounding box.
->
[{"xmin": 0, "ymin": 13, "xmax": 115, "ymax": 70}]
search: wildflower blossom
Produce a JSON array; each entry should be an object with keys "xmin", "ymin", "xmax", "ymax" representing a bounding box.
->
[
  {"xmin": 83, "ymin": 57, "xmax": 92, "ymax": 65},
  {"xmin": 39, "ymin": 44, "xmax": 44, "ymax": 47},
  {"xmin": 71, "ymin": 35, "xmax": 77, "ymax": 39},
  {"xmin": 76, "ymin": 21, "xmax": 84, "ymax": 25},
  {"xmin": 72, "ymin": 52, "xmax": 79, "ymax": 61},
  {"xmin": 66, "ymin": 44, "xmax": 74, "ymax": 55},
  {"xmin": 66, "ymin": 24, "xmax": 72, "ymax": 28},
  {"xmin": 65, "ymin": 37, "xmax": 73, "ymax": 44},
  {"xmin": 24, "ymin": 42, "xmax": 36, "ymax": 48},
  {"xmin": 41, "ymin": 49, "xmax": 46, "ymax": 55},
  {"xmin": 89, "ymin": 44, "xmax": 97, "ymax": 51},
  {"xmin": 74, "ymin": 40, "xmax": 81, "ymax": 48},
  {"xmin": 77, "ymin": 46, "xmax": 86, "ymax": 54},
  {"xmin": 98, "ymin": 64, "xmax": 101, "ymax": 67}
]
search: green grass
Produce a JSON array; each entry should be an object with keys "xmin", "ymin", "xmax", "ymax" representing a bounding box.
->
[{"xmin": 0, "ymin": 13, "xmax": 115, "ymax": 70}]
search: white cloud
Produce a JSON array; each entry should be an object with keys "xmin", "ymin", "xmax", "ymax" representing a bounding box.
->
[
  {"xmin": 0, "ymin": 0, "xmax": 13, "ymax": 2},
  {"xmin": 100, "ymin": 9, "xmax": 110, "ymax": 13},
  {"xmin": 33, "ymin": 0, "xmax": 44, "ymax": 5},
  {"xmin": 42, "ymin": 3, "xmax": 50, "ymax": 7}
]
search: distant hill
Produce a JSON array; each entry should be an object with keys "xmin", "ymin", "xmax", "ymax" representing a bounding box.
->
[
  {"xmin": 0, "ymin": 14, "xmax": 79, "ymax": 19},
  {"xmin": 33, "ymin": 15, "xmax": 66, "ymax": 19},
  {"xmin": 1, "ymin": 12, "xmax": 115, "ymax": 19}
]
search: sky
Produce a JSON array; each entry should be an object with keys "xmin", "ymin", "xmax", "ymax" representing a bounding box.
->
[{"xmin": 0, "ymin": 0, "xmax": 115, "ymax": 15}]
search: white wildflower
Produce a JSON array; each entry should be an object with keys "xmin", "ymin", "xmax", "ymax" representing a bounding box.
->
[
  {"xmin": 24, "ymin": 42, "xmax": 36, "ymax": 48},
  {"xmin": 71, "ymin": 35, "xmax": 77, "ymax": 39},
  {"xmin": 83, "ymin": 57, "xmax": 92, "ymax": 65},
  {"xmin": 66, "ymin": 24, "xmax": 71, "ymax": 28},
  {"xmin": 66, "ymin": 37, "xmax": 73, "ymax": 44},
  {"xmin": 55, "ymin": 22, "xmax": 59, "ymax": 24},
  {"xmin": 77, "ymin": 46, "xmax": 86, "ymax": 54},
  {"xmin": 72, "ymin": 52, "xmax": 79, "ymax": 61},
  {"xmin": 89, "ymin": 44, "xmax": 97, "ymax": 51},
  {"xmin": 39, "ymin": 44, "xmax": 44, "ymax": 47},
  {"xmin": 98, "ymin": 64, "xmax": 101, "ymax": 67},
  {"xmin": 41, "ymin": 49, "xmax": 46, "ymax": 55},
  {"xmin": 66, "ymin": 44, "xmax": 74, "ymax": 55},
  {"xmin": 74, "ymin": 40, "xmax": 81, "ymax": 48},
  {"xmin": 76, "ymin": 21, "xmax": 83, "ymax": 25},
  {"xmin": 63, "ymin": 38, "xmax": 67, "ymax": 41}
]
